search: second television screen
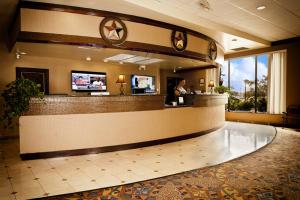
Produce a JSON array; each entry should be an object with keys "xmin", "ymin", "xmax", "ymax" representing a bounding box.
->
[
  {"xmin": 131, "ymin": 75, "xmax": 155, "ymax": 93},
  {"xmin": 72, "ymin": 71, "xmax": 107, "ymax": 91}
]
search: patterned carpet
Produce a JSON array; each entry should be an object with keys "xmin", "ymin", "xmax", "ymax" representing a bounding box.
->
[{"xmin": 36, "ymin": 128, "xmax": 300, "ymax": 200}]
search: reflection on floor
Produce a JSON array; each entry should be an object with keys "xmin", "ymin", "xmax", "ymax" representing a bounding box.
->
[
  {"xmin": 42, "ymin": 126, "xmax": 300, "ymax": 200},
  {"xmin": 0, "ymin": 122, "xmax": 276, "ymax": 200}
]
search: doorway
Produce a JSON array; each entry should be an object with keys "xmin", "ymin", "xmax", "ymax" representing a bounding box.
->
[
  {"xmin": 16, "ymin": 67, "xmax": 49, "ymax": 94},
  {"xmin": 166, "ymin": 77, "xmax": 182, "ymax": 104}
]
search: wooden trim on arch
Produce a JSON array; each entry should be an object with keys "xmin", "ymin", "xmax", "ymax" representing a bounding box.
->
[
  {"xmin": 18, "ymin": 1, "xmax": 221, "ymax": 47},
  {"xmin": 177, "ymin": 65, "xmax": 218, "ymax": 72},
  {"xmin": 17, "ymin": 31, "xmax": 210, "ymax": 62}
]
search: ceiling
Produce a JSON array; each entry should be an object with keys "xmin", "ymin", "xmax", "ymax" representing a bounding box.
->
[
  {"xmin": 1, "ymin": 0, "xmax": 299, "ymax": 54},
  {"xmin": 15, "ymin": 42, "xmax": 210, "ymax": 70},
  {"xmin": 125, "ymin": 0, "xmax": 300, "ymax": 43}
]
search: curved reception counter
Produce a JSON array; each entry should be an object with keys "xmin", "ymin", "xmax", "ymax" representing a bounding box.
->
[{"xmin": 19, "ymin": 94, "xmax": 227, "ymax": 159}]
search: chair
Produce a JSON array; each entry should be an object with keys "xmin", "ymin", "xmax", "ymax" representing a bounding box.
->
[{"xmin": 282, "ymin": 105, "xmax": 300, "ymax": 128}]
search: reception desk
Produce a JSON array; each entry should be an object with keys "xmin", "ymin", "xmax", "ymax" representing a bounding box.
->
[{"xmin": 19, "ymin": 94, "xmax": 227, "ymax": 159}]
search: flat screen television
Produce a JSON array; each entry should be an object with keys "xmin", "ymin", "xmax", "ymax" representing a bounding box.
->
[
  {"xmin": 131, "ymin": 75, "xmax": 156, "ymax": 94},
  {"xmin": 71, "ymin": 70, "xmax": 107, "ymax": 92}
]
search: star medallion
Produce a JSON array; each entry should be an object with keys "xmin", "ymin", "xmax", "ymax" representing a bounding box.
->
[
  {"xmin": 100, "ymin": 17, "xmax": 128, "ymax": 45},
  {"xmin": 171, "ymin": 30, "xmax": 187, "ymax": 52},
  {"xmin": 105, "ymin": 20, "xmax": 123, "ymax": 40},
  {"xmin": 175, "ymin": 33, "xmax": 184, "ymax": 48}
]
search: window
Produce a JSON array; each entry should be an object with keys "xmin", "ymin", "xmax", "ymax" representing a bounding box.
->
[
  {"xmin": 257, "ymin": 54, "xmax": 268, "ymax": 112},
  {"xmin": 221, "ymin": 60, "xmax": 228, "ymax": 87},
  {"xmin": 223, "ymin": 54, "xmax": 269, "ymax": 113}
]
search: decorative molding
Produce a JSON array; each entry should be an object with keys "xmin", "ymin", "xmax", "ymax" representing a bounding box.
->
[
  {"xmin": 18, "ymin": 1, "xmax": 221, "ymax": 47},
  {"xmin": 99, "ymin": 17, "xmax": 128, "ymax": 46},
  {"xmin": 171, "ymin": 30, "xmax": 187, "ymax": 52},
  {"xmin": 271, "ymin": 36, "xmax": 300, "ymax": 46},
  {"xmin": 20, "ymin": 125, "xmax": 222, "ymax": 160},
  {"xmin": 177, "ymin": 65, "xmax": 218, "ymax": 72},
  {"xmin": 17, "ymin": 31, "xmax": 210, "ymax": 62},
  {"xmin": 208, "ymin": 41, "xmax": 217, "ymax": 61}
]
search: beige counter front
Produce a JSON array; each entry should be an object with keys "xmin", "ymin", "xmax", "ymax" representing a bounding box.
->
[{"xmin": 19, "ymin": 95, "xmax": 226, "ymax": 159}]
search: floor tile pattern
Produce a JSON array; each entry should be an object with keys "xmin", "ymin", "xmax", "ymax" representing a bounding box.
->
[
  {"xmin": 37, "ymin": 127, "xmax": 300, "ymax": 200},
  {"xmin": 0, "ymin": 122, "xmax": 276, "ymax": 199}
]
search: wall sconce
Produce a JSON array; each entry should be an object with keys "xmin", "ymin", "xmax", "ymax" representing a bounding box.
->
[
  {"xmin": 208, "ymin": 80, "xmax": 215, "ymax": 94},
  {"xmin": 116, "ymin": 74, "xmax": 126, "ymax": 95},
  {"xmin": 138, "ymin": 65, "xmax": 146, "ymax": 71}
]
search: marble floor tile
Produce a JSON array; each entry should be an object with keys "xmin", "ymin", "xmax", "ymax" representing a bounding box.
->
[{"xmin": 0, "ymin": 122, "xmax": 276, "ymax": 199}]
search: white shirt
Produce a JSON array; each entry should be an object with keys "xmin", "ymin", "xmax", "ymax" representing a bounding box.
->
[{"xmin": 177, "ymin": 86, "xmax": 187, "ymax": 95}]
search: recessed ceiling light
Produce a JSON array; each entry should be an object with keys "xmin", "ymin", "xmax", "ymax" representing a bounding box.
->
[
  {"xmin": 86, "ymin": 57, "xmax": 92, "ymax": 61},
  {"xmin": 256, "ymin": 5, "xmax": 266, "ymax": 10},
  {"xmin": 103, "ymin": 59, "xmax": 108, "ymax": 63}
]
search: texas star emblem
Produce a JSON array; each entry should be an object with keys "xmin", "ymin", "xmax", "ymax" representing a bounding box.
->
[
  {"xmin": 171, "ymin": 30, "xmax": 187, "ymax": 52},
  {"xmin": 208, "ymin": 41, "xmax": 217, "ymax": 61},
  {"xmin": 104, "ymin": 20, "xmax": 124, "ymax": 40},
  {"xmin": 175, "ymin": 33, "xmax": 184, "ymax": 49},
  {"xmin": 100, "ymin": 17, "xmax": 127, "ymax": 46}
]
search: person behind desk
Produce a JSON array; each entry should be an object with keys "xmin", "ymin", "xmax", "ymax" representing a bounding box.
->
[
  {"xmin": 174, "ymin": 79, "xmax": 187, "ymax": 97},
  {"xmin": 174, "ymin": 79, "xmax": 187, "ymax": 105}
]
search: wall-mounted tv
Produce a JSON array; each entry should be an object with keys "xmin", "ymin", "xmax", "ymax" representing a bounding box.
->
[
  {"xmin": 131, "ymin": 75, "xmax": 156, "ymax": 94},
  {"xmin": 71, "ymin": 70, "xmax": 107, "ymax": 92}
]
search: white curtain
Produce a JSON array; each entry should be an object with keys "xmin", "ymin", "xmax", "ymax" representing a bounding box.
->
[
  {"xmin": 268, "ymin": 51, "xmax": 286, "ymax": 114},
  {"xmin": 205, "ymin": 67, "xmax": 219, "ymax": 92}
]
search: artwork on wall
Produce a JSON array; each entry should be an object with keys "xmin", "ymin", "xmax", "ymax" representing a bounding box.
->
[
  {"xmin": 99, "ymin": 17, "xmax": 128, "ymax": 46},
  {"xmin": 199, "ymin": 78, "xmax": 205, "ymax": 87},
  {"xmin": 171, "ymin": 30, "xmax": 187, "ymax": 52}
]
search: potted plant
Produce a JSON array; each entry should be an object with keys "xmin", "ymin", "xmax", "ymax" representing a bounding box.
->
[
  {"xmin": 1, "ymin": 78, "xmax": 44, "ymax": 128},
  {"xmin": 214, "ymin": 85, "xmax": 230, "ymax": 94}
]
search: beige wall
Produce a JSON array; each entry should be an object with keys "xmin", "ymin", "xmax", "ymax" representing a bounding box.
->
[
  {"xmin": 0, "ymin": 42, "xmax": 160, "ymax": 137},
  {"xmin": 179, "ymin": 70, "xmax": 206, "ymax": 92},
  {"xmin": 159, "ymin": 69, "xmax": 208, "ymax": 95},
  {"xmin": 0, "ymin": 48, "xmax": 160, "ymax": 95},
  {"xmin": 226, "ymin": 112, "xmax": 282, "ymax": 126},
  {"xmin": 20, "ymin": 105, "xmax": 225, "ymax": 153},
  {"xmin": 21, "ymin": 8, "xmax": 213, "ymax": 56},
  {"xmin": 285, "ymin": 42, "xmax": 300, "ymax": 106}
]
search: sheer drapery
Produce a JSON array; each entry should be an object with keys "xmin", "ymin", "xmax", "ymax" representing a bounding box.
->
[{"xmin": 267, "ymin": 51, "xmax": 286, "ymax": 114}]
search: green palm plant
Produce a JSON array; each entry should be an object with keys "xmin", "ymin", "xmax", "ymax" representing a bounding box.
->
[{"xmin": 1, "ymin": 78, "xmax": 44, "ymax": 128}]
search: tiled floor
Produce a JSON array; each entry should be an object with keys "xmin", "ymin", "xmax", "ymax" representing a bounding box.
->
[{"xmin": 0, "ymin": 122, "xmax": 276, "ymax": 200}]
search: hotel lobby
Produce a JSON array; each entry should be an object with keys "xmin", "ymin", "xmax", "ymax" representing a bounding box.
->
[{"xmin": 0, "ymin": 0, "xmax": 300, "ymax": 199}]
